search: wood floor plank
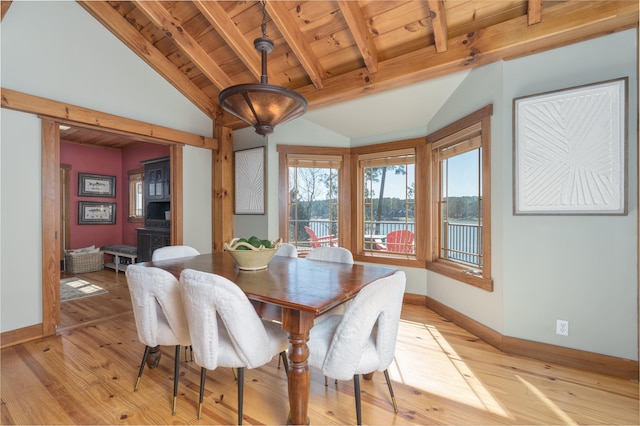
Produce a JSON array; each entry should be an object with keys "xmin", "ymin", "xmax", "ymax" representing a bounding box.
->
[{"xmin": 1, "ymin": 269, "xmax": 637, "ymax": 425}]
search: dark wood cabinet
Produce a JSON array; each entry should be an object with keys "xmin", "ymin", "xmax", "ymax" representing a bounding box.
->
[
  {"xmin": 137, "ymin": 157, "xmax": 171, "ymax": 261},
  {"xmin": 144, "ymin": 157, "xmax": 170, "ymax": 202},
  {"xmin": 137, "ymin": 228, "xmax": 171, "ymax": 262}
]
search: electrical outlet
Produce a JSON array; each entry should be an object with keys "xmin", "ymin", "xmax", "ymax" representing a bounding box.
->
[{"xmin": 556, "ymin": 319, "xmax": 569, "ymax": 336}]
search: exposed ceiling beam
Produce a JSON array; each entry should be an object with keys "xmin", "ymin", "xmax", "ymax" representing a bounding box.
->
[
  {"xmin": 427, "ymin": 0, "xmax": 448, "ymax": 53},
  {"xmin": 296, "ymin": 0, "xmax": 638, "ymax": 109},
  {"xmin": 133, "ymin": 0, "xmax": 235, "ymax": 90},
  {"xmin": 266, "ymin": 1, "xmax": 325, "ymax": 89},
  {"xmin": 527, "ymin": 0, "xmax": 544, "ymax": 25},
  {"xmin": 337, "ymin": 0, "xmax": 378, "ymax": 74},
  {"xmin": 1, "ymin": 88, "xmax": 218, "ymax": 149},
  {"xmin": 192, "ymin": 0, "xmax": 262, "ymax": 82},
  {"xmin": 1, "ymin": 0, "xmax": 12, "ymax": 21},
  {"xmin": 78, "ymin": 1, "xmax": 218, "ymax": 119}
]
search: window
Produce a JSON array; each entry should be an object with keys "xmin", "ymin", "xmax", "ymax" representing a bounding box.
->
[
  {"xmin": 128, "ymin": 169, "xmax": 144, "ymax": 222},
  {"xmin": 360, "ymin": 149, "xmax": 415, "ymax": 253},
  {"xmin": 278, "ymin": 146, "xmax": 349, "ymax": 253},
  {"xmin": 427, "ymin": 105, "xmax": 493, "ymax": 291},
  {"xmin": 352, "ymin": 138, "xmax": 424, "ymax": 267}
]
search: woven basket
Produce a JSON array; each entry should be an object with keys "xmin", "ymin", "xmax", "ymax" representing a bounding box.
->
[{"xmin": 65, "ymin": 251, "xmax": 104, "ymax": 274}]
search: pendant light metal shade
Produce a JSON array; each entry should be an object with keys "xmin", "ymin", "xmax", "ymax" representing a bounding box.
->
[
  {"xmin": 218, "ymin": 14, "xmax": 307, "ymax": 135},
  {"xmin": 219, "ymin": 82, "xmax": 307, "ymax": 136}
]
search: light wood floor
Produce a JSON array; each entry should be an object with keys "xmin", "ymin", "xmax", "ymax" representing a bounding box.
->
[{"xmin": 1, "ymin": 269, "xmax": 638, "ymax": 425}]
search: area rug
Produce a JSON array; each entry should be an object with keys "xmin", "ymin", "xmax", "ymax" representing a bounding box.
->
[{"xmin": 60, "ymin": 277, "xmax": 108, "ymax": 302}]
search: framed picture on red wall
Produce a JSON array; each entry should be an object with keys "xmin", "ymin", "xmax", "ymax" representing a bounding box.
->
[
  {"xmin": 78, "ymin": 173, "xmax": 116, "ymax": 197},
  {"xmin": 78, "ymin": 201, "xmax": 116, "ymax": 225}
]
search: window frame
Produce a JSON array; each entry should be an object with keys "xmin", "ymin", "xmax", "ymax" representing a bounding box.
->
[
  {"xmin": 426, "ymin": 105, "xmax": 493, "ymax": 291},
  {"xmin": 351, "ymin": 138, "xmax": 426, "ymax": 268},
  {"xmin": 128, "ymin": 168, "xmax": 144, "ymax": 222},
  {"xmin": 277, "ymin": 145, "xmax": 351, "ymax": 253}
]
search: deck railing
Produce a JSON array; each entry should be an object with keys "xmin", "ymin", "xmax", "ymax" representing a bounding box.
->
[
  {"xmin": 295, "ymin": 220, "xmax": 480, "ymax": 266},
  {"xmin": 442, "ymin": 221, "xmax": 481, "ymax": 266}
]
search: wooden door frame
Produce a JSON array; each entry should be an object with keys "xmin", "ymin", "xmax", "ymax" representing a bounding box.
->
[
  {"xmin": 42, "ymin": 124, "xmax": 187, "ymax": 335},
  {"xmin": 60, "ymin": 164, "xmax": 71, "ymax": 259},
  {"xmin": 42, "ymin": 119, "xmax": 61, "ymax": 334},
  {"xmin": 1, "ymin": 89, "xmax": 224, "ymax": 344}
]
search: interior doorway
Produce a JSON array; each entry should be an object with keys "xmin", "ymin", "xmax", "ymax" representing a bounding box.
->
[{"xmin": 42, "ymin": 119, "xmax": 184, "ymax": 336}]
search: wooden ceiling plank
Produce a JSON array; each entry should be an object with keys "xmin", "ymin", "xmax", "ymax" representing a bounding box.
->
[
  {"xmin": 192, "ymin": 0, "xmax": 262, "ymax": 82},
  {"xmin": 1, "ymin": 0, "xmax": 12, "ymax": 21},
  {"xmin": 132, "ymin": 0, "xmax": 235, "ymax": 90},
  {"xmin": 1, "ymin": 88, "xmax": 218, "ymax": 150},
  {"xmin": 427, "ymin": 0, "xmax": 449, "ymax": 53},
  {"xmin": 297, "ymin": 0, "xmax": 638, "ymax": 109},
  {"xmin": 527, "ymin": 0, "xmax": 543, "ymax": 25},
  {"xmin": 337, "ymin": 0, "xmax": 379, "ymax": 74},
  {"xmin": 78, "ymin": 1, "xmax": 217, "ymax": 119},
  {"xmin": 266, "ymin": 1, "xmax": 325, "ymax": 89}
]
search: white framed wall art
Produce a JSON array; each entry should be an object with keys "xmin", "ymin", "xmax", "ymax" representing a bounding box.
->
[
  {"xmin": 513, "ymin": 78, "xmax": 628, "ymax": 215},
  {"xmin": 234, "ymin": 146, "xmax": 265, "ymax": 215}
]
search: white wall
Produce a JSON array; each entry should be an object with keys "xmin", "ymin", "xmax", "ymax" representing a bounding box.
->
[
  {"xmin": 428, "ymin": 30, "xmax": 638, "ymax": 360},
  {"xmin": 0, "ymin": 1, "xmax": 214, "ymax": 332},
  {"xmin": 0, "ymin": 110, "xmax": 43, "ymax": 331},
  {"xmin": 501, "ymin": 30, "xmax": 637, "ymax": 359},
  {"xmin": 0, "ymin": 1, "xmax": 211, "ymax": 136},
  {"xmin": 182, "ymin": 146, "xmax": 212, "ymax": 254}
]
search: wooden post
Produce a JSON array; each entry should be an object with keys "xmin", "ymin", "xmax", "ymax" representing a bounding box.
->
[
  {"xmin": 212, "ymin": 122, "xmax": 234, "ymax": 253},
  {"xmin": 42, "ymin": 119, "xmax": 60, "ymax": 335}
]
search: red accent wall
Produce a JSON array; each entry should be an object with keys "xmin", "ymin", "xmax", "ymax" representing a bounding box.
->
[{"xmin": 61, "ymin": 142, "xmax": 169, "ymax": 249}]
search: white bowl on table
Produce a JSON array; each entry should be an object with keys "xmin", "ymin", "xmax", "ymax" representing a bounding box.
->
[{"xmin": 224, "ymin": 238, "xmax": 282, "ymax": 270}]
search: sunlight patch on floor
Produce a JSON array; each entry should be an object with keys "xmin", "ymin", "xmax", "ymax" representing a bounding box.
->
[
  {"xmin": 516, "ymin": 375, "xmax": 578, "ymax": 425},
  {"xmin": 65, "ymin": 278, "xmax": 104, "ymax": 294},
  {"xmin": 388, "ymin": 319, "xmax": 512, "ymax": 419}
]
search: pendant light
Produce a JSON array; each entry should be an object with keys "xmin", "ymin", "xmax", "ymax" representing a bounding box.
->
[{"xmin": 218, "ymin": 0, "xmax": 308, "ymax": 136}]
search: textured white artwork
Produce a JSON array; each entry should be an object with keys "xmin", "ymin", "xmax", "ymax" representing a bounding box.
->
[
  {"xmin": 235, "ymin": 147, "xmax": 265, "ymax": 214},
  {"xmin": 514, "ymin": 78, "xmax": 626, "ymax": 214}
]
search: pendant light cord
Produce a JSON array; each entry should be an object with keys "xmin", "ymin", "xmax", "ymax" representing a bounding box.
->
[{"xmin": 261, "ymin": 0, "xmax": 267, "ymax": 38}]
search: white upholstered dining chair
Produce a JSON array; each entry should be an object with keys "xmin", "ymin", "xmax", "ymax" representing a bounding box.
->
[
  {"xmin": 125, "ymin": 264, "xmax": 191, "ymax": 415},
  {"xmin": 305, "ymin": 246, "xmax": 353, "ymax": 264},
  {"xmin": 307, "ymin": 270, "xmax": 406, "ymax": 425},
  {"xmin": 179, "ymin": 268, "xmax": 290, "ymax": 424},
  {"xmin": 152, "ymin": 245, "xmax": 200, "ymax": 261},
  {"xmin": 275, "ymin": 242, "xmax": 298, "ymax": 258},
  {"xmin": 306, "ymin": 246, "xmax": 354, "ymax": 324}
]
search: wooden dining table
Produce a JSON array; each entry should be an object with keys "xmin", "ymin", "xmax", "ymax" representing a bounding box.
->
[{"xmin": 142, "ymin": 251, "xmax": 396, "ymax": 425}]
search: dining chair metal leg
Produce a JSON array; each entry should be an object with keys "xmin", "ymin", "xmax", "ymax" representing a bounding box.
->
[
  {"xmin": 198, "ymin": 368, "xmax": 206, "ymax": 419},
  {"xmin": 324, "ymin": 375, "xmax": 338, "ymax": 386},
  {"xmin": 353, "ymin": 374, "xmax": 362, "ymax": 425},
  {"xmin": 172, "ymin": 345, "xmax": 180, "ymax": 415},
  {"xmin": 279, "ymin": 351, "xmax": 289, "ymax": 373},
  {"xmin": 134, "ymin": 345, "xmax": 151, "ymax": 391},
  {"xmin": 237, "ymin": 367, "xmax": 244, "ymax": 425},
  {"xmin": 383, "ymin": 369, "xmax": 398, "ymax": 413}
]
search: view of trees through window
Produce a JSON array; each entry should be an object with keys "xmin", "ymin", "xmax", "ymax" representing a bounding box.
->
[
  {"xmin": 362, "ymin": 152, "xmax": 415, "ymax": 254},
  {"xmin": 288, "ymin": 166, "xmax": 339, "ymax": 250}
]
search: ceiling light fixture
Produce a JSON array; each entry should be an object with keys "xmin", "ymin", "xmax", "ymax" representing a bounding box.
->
[{"xmin": 218, "ymin": 0, "xmax": 307, "ymax": 136}]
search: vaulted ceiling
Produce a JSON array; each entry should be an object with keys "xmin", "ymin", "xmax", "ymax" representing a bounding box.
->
[
  {"xmin": 75, "ymin": 0, "xmax": 637, "ymax": 134},
  {"xmin": 2, "ymin": 0, "xmax": 637, "ymax": 146}
]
